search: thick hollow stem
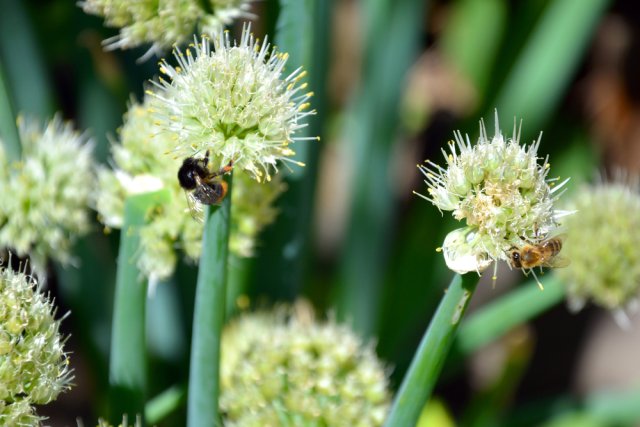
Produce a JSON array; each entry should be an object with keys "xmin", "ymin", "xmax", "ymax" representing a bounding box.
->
[
  {"xmin": 110, "ymin": 190, "xmax": 170, "ymax": 425},
  {"xmin": 187, "ymin": 175, "xmax": 233, "ymax": 427}
]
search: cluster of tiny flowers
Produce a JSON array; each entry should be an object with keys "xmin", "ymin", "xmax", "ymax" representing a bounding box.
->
[
  {"xmin": 81, "ymin": 0, "xmax": 254, "ymax": 55},
  {"xmin": 0, "ymin": 264, "xmax": 72, "ymax": 422},
  {"xmin": 149, "ymin": 24, "xmax": 316, "ymax": 182},
  {"xmin": 95, "ymin": 98, "xmax": 286, "ymax": 281},
  {"xmin": 0, "ymin": 399, "xmax": 42, "ymax": 427},
  {"xmin": 220, "ymin": 302, "xmax": 391, "ymax": 427},
  {"xmin": 416, "ymin": 112, "xmax": 569, "ymax": 275},
  {"xmin": 0, "ymin": 116, "xmax": 95, "ymax": 278},
  {"xmin": 555, "ymin": 177, "xmax": 640, "ymax": 328}
]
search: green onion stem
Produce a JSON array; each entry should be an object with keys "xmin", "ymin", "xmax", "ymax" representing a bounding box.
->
[
  {"xmin": 109, "ymin": 190, "xmax": 170, "ymax": 425},
  {"xmin": 384, "ymin": 273, "xmax": 479, "ymax": 427},
  {"xmin": 187, "ymin": 175, "xmax": 233, "ymax": 427}
]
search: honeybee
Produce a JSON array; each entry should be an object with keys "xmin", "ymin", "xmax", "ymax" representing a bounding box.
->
[
  {"xmin": 508, "ymin": 235, "xmax": 569, "ymax": 290},
  {"xmin": 509, "ymin": 235, "xmax": 569, "ymax": 270},
  {"xmin": 177, "ymin": 150, "xmax": 233, "ymax": 217}
]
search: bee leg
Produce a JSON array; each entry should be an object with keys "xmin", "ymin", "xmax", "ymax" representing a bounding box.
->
[
  {"xmin": 491, "ymin": 261, "xmax": 498, "ymax": 288},
  {"xmin": 529, "ymin": 269, "xmax": 544, "ymax": 290},
  {"xmin": 203, "ymin": 150, "xmax": 210, "ymax": 167},
  {"xmin": 212, "ymin": 160, "xmax": 235, "ymax": 178}
]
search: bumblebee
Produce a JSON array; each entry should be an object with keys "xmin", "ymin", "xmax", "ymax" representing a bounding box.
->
[{"xmin": 178, "ymin": 151, "xmax": 233, "ymax": 214}]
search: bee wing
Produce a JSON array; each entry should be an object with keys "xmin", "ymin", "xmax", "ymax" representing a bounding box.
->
[
  {"xmin": 183, "ymin": 190, "xmax": 204, "ymax": 223},
  {"xmin": 542, "ymin": 231, "xmax": 567, "ymax": 243},
  {"xmin": 546, "ymin": 254, "xmax": 570, "ymax": 268}
]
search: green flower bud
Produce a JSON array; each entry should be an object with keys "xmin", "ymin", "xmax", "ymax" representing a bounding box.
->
[{"xmin": 220, "ymin": 302, "xmax": 392, "ymax": 426}]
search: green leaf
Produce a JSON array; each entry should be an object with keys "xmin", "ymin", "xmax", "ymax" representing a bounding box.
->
[
  {"xmin": 146, "ymin": 385, "xmax": 186, "ymax": 425},
  {"xmin": 251, "ymin": 0, "xmax": 331, "ymax": 300},
  {"xmin": 0, "ymin": 0, "xmax": 54, "ymax": 118},
  {"xmin": 0, "ymin": 63, "xmax": 21, "ymax": 161},
  {"xmin": 456, "ymin": 275, "xmax": 565, "ymax": 355},
  {"xmin": 336, "ymin": 0, "xmax": 426, "ymax": 337},
  {"xmin": 440, "ymin": 0, "xmax": 507, "ymax": 95},
  {"xmin": 494, "ymin": 0, "xmax": 610, "ymax": 131}
]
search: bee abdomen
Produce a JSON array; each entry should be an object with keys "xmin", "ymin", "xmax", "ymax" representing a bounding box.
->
[{"xmin": 542, "ymin": 239, "xmax": 562, "ymax": 255}]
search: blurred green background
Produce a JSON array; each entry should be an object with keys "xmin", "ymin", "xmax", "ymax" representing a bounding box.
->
[{"xmin": 2, "ymin": 0, "xmax": 640, "ymax": 425}]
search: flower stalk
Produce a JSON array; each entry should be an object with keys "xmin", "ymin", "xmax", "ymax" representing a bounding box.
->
[
  {"xmin": 187, "ymin": 175, "xmax": 232, "ymax": 427},
  {"xmin": 384, "ymin": 273, "xmax": 478, "ymax": 427},
  {"xmin": 109, "ymin": 190, "xmax": 170, "ymax": 424}
]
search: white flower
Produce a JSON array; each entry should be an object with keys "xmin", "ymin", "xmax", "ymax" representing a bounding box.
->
[
  {"xmin": 220, "ymin": 302, "xmax": 392, "ymax": 426},
  {"xmin": 94, "ymin": 98, "xmax": 287, "ymax": 281},
  {"xmin": 81, "ymin": 0, "xmax": 255, "ymax": 55},
  {"xmin": 416, "ymin": 111, "xmax": 570, "ymax": 277},
  {"xmin": 0, "ymin": 263, "xmax": 72, "ymax": 418},
  {"xmin": 0, "ymin": 116, "xmax": 95, "ymax": 278},
  {"xmin": 149, "ymin": 24, "xmax": 316, "ymax": 182},
  {"xmin": 556, "ymin": 175, "xmax": 640, "ymax": 328}
]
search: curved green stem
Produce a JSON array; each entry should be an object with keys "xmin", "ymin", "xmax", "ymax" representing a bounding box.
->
[
  {"xmin": 187, "ymin": 176, "xmax": 233, "ymax": 427},
  {"xmin": 384, "ymin": 273, "xmax": 479, "ymax": 427}
]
